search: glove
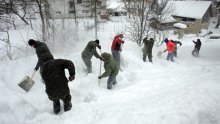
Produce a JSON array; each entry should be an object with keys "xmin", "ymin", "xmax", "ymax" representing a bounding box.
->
[
  {"xmin": 69, "ymin": 75, "xmax": 75, "ymax": 81},
  {"xmin": 98, "ymin": 76, "xmax": 101, "ymax": 79},
  {"xmin": 122, "ymin": 41, "xmax": 125, "ymax": 44},
  {"xmin": 34, "ymin": 66, "xmax": 39, "ymax": 71},
  {"xmin": 97, "ymin": 45, "xmax": 101, "ymax": 49}
]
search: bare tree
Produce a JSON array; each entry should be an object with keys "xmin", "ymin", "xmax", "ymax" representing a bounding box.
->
[
  {"xmin": 0, "ymin": 27, "xmax": 13, "ymax": 60},
  {"xmin": 125, "ymin": 0, "xmax": 152, "ymax": 46},
  {"xmin": 215, "ymin": 0, "xmax": 220, "ymax": 28},
  {"xmin": 0, "ymin": 0, "xmax": 29, "ymax": 24},
  {"xmin": 149, "ymin": 0, "xmax": 172, "ymax": 46}
]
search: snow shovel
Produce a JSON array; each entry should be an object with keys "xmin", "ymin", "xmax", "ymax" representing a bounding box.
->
[
  {"xmin": 18, "ymin": 70, "xmax": 36, "ymax": 92},
  {"xmin": 157, "ymin": 50, "xmax": 166, "ymax": 57},
  {"xmin": 98, "ymin": 49, "xmax": 102, "ymax": 86}
]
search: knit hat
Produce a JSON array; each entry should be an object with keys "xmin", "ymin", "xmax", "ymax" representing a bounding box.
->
[
  {"xmin": 95, "ymin": 39, "xmax": 99, "ymax": 44},
  {"xmin": 120, "ymin": 34, "xmax": 124, "ymax": 38},
  {"xmin": 28, "ymin": 39, "xmax": 36, "ymax": 46},
  {"xmin": 164, "ymin": 38, "xmax": 168, "ymax": 43}
]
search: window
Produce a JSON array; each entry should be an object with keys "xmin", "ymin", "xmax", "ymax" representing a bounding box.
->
[
  {"xmin": 69, "ymin": 1, "xmax": 74, "ymax": 8},
  {"xmin": 97, "ymin": 1, "xmax": 102, "ymax": 6},
  {"xmin": 69, "ymin": 10, "xmax": 75, "ymax": 14},
  {"xmin": 77, "ymin": 0, "xmax": 82, "ymax": 4},
  {"xmin": 182, "ymin": 17, "xmax": 195, "ymax": 22}
]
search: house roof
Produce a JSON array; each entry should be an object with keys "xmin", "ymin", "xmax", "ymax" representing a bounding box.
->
[
  {"xmin": 106, "ymin": 0, "xmax": 126, "ymax": 12},
  {"xmin": 166, "ymin": 1, "xmax": 212, "ymax": 19}
]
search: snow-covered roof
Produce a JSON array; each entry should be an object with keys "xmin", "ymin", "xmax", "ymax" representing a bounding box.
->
[
  {"xmin": 174, "ymin": 23, "xmax": 187, "ymax": 29},
  {"xmin": 159, "ymin": 15, "xmax": 176, "ymax": 23},
  {"xmin": 106, "ymin": 0, "xmax": 126, "ymax": 12},
  {"xmin": 165, "ymin": 1, "xmax": 212, "ymax": 19}
]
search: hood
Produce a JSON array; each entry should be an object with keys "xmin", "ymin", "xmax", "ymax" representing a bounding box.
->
[{"xmin": 101, "ymin": 52, "xmax": 111, "ymax": 63}]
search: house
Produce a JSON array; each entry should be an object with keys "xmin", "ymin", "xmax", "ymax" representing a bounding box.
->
[
  {"xmin": 163, "ymin": 1, "xmax": 213, "ymax": 34},
  {"xmin": 106, "ymin": 0, "xmax": 127, "ymax": 16},
  {"xmin": 48, "ymin": 0, "xmax": 107, "ymax": 19}
]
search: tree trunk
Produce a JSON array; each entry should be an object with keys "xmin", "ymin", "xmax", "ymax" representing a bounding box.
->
[
  {"xmin": 94, "ymin": 0, "xmax": 97, "ymax": 39},
  {"xmin": 36, "ymin": 0, "xmax": 46, "ymax": 42},
  {"xmin": 215, "ymin": 16, "xmax": 220, "ymax": 28}
]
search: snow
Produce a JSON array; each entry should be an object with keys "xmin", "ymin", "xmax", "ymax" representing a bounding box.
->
[
  {"xmin": 1, "ymin": 16, "xmax": 220, "ymax": 124},
  {"xmin": 174, "ymin": 23, "xmax": 187, "ymax": 29},
  {"xmin": 165, "ymin": 1, "xmax": 212, "ymax": 19},
  {"xmin": 106, "ymin": 0, "xmax": 125, "ymax": 12}
]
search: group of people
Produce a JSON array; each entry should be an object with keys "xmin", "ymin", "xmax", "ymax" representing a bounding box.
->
[
  {"xmin": 27, "ymin": 34, "xmax": 202, "ymax": 114},
  {"xmin": 81, "ymin": 34, "xmax": 124, "ymax": 89},
  {"xmin": 27, "ymin": 34, "xmax": 125, "ymax": 114},
  {"xmin": 143, "ymin": 37, "xmax": 201, "ymax": 62}
]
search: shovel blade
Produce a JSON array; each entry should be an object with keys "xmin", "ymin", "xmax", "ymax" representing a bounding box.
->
[
  {"xmin": 157, "ymin": 51, "xmax": 163, "ymax": 57},
  {"xmin": 18, "ymin": 76, "xmax": 35, "ymax": 92}
]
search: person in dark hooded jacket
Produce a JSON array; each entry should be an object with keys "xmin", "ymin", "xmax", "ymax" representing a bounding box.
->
[
  {"xmin": 28, "ymin": 39, "xmax": 54, "ymax": 71},
  {"xmin": 98, "ymin": 52, "xmax": 119, "ymax": 89},
  {"xmin": 142, "ymin": 37, "xmax": 154, "ymax": 62},
  {"xmin": 192, "ymin": 39, "xmax": 202, "ymax": 56},
  {"xmin": 81, "ymin": 39, "xmax": 102, "ymax": 73},
  {"xmin": 39, "ymin": 54, "xmax": 75, "ymax": 114}
]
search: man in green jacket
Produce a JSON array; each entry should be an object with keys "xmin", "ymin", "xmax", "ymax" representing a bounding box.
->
[
  {"xmin": 142, "ymin": 37, "xmax": 154, "ymax": 62},
  {"xmin": 98, "ymin": 52, "xmax": 119, "ymax": 90},
  {"xmin": 81, "ymin": 39, "xmax": 102, "ymax": 73}
]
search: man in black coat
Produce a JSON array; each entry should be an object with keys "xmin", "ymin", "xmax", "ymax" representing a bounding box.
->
[
  {"xmin": 28, "ymin": 39, "xmax": 53, "ymax": 71},
  {"xmin": 39, "ymin": 54, "xmax": 76, "ymax": 114},
  {"xmin": 192, "ymin": 39, "xmax": 202, "ymax": 56}
]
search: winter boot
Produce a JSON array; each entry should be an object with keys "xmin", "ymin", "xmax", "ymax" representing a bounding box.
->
[
  {"xmin": 53, "ymin": 100, "xmax": 60, "ymax": 114},
  {"xmin": 63, "ymin": 94, "xmax": 72, "ymax": 112},
  {"xmin": 64, "ymin": 101, "xmax": 72, "ymax": 112}
]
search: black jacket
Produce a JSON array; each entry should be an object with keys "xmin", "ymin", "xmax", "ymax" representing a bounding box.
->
[
  {"xmin": 40, "ymin": 59, "xmax": 75, "ymax": 100},
  {"xmin": 34, "ymin": 41, "xmax": 53, "ymax": 69},
  {"xmin": 193, "ymin": 40, "xmax": 202, "ymax": 50}
]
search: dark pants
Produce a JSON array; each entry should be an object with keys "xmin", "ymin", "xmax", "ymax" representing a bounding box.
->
[
  {"xmin": 111, "ymin": 50, "xmax": 121, "ymax": 69},
  {"xmin": 50, "ymin": 94, "xmax": 71, "ymax": 104},
  {"xmin": 167, "ymin": 52, "xmax": 174, "ymax": 62},
  {"xmin": 192, "ymin": 48, "xmax": 199, "ymax": 57},
  {"xmin": 143, "ymin": 54, "xmax": 152, "ymax": 62}
]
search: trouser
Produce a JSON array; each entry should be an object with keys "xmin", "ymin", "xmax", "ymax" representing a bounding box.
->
[
  {"xmin": 111, "ymin": 50, "xmax": 120, "ymax": 69},
  {"xmin": 143, "ymin": 53, "xmax": 152, "ymax": 62},
  {"xmin": 173, "ymin": 51, "xmax": 177, "ymax": 57},
  {"xmin": 167, "ymin": 52, "xmax": 174, "ymax": 62},
  {"xmin": 107, "ymin": 75, "xmax": 117, "ymax": 89},
  {"xmin": 50, "ymin": 94, "xmax": 71, "ymax": 105},
  {"xmin": 192, "ymin": 48, "xmax": 200, "ymax": 56},
  {"xmin": 52, "ymin": 94, "xmax": 72, "ymax": 113},
  {"xmin": 82, "ymin": 55, "xmax": 92, "ymax": 73}
]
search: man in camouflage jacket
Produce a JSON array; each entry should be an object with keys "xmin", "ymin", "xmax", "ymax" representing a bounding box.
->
[
  {"xmin": 81, "ymin": 39, "xmax": 102, "ymax": 73},
  {"xmin": 142, "ymin": 37, "xmax": 154, "ymax": 62}
]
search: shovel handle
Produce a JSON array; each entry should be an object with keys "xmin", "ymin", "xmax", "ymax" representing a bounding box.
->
[
  {"xmin": 99, "ymin": 49, "xmax": 102, "ymax": 86},
  {"xmin": 30, "ymin": 70, "xmax": 36, "ymax": 80}
]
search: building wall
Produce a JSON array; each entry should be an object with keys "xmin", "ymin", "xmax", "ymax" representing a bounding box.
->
[
  {"xmin": 171, "ymin": 4, "xmax": 212, "ymax": 34},
  {"xmin": 48, "ymin": 0, "xmax": 106, "ymax": 19}
]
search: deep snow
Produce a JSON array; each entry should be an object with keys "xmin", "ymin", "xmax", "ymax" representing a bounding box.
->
[{"xmin": 0, "ymin": 16, "xmax": 220, "ymax": 124}]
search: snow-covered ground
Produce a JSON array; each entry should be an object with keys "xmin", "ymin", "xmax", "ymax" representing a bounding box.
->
[{"xmin": 0, "ymin": 17, "xmax": 220, "ymax": 124}]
